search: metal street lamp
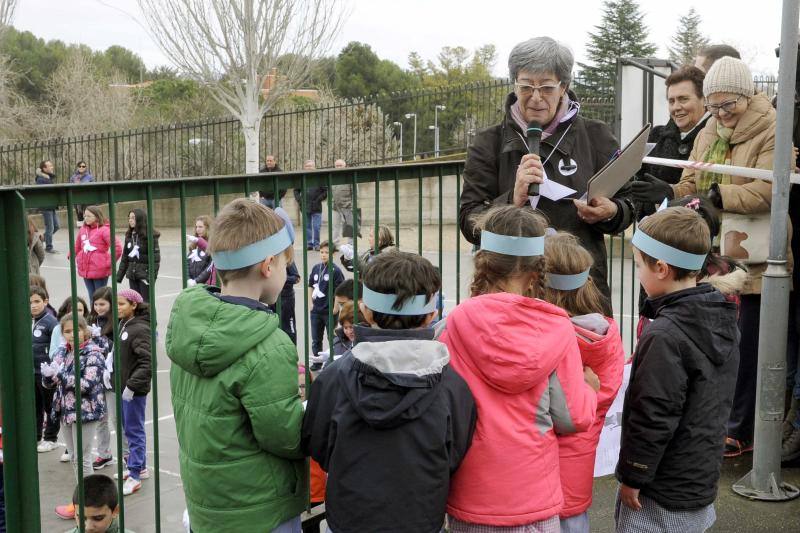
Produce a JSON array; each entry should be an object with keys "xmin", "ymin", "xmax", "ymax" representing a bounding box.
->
[
  {"xmin": 404, "ymin": 113, "xmax": 417, "ymax": 160},
  {"xmin": 392, "ymin": 121, "xmax": 403, "ymax": 161},
  {"xmin": 434, "ymin": 104, "xmax": 446, "ymax": 158}
]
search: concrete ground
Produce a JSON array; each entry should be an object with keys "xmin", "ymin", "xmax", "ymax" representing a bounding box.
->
[{"xmin": 33, "ymin": 225, "xmax": 800, "ymax": 532}]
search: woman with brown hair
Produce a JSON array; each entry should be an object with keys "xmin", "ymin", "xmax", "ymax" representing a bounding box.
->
[{"xmin": 72, "ymin": 205, "xmax": 122, "ymax": 299}]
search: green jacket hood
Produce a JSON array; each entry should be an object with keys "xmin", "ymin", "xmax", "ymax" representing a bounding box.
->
[{"xmin": 166, "ymin": 286, "xmax": 279, "ymax": 377}]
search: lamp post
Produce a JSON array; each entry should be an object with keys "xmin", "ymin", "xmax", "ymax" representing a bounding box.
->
[
  {"xmin": 404, "ymin": 113, "xmax": 417, "ymax": 160},
  {"xmin": 434, "ymin": 104, "xmax": 446, "ymax": 158},
  {"xmin": 392, "ymin": 121, "xmax": 403, "ymax": 161}
]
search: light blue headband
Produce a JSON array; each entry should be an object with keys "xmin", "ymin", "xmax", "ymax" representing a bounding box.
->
[
  {"xmin": 547, "ymin": 269, "xmax": 591, "ymax": 291},
  {"xmin": 213, "ymin": 226, "xmax": 293, "ymax": 270},
  {"xmin": 362, "ymin": 286, "xmax": 437, "ymax": 316},
  {"xmin": 480, "ymin": 230, "xmax": 544, "ymax": 256},
  {"xmin": 631, "ymin": 228, "xmax": 707, "ymax": 270}
]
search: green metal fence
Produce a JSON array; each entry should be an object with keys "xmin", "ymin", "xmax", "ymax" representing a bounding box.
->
[{"xmin": 0, "ymin": 160, "xmax": 637, "ymax": 531}]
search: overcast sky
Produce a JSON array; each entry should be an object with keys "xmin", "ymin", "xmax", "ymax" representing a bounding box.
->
[{"xmin": 10, "ymin": 0, "xmax": 789, "ymax": 77}]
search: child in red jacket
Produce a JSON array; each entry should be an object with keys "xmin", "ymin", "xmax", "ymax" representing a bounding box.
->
[
  {"xmin": 543, "ymin": 232, "xmax": 625, "ymax": 533},
  {"xmin": 440, "ymin": 205, "xmax": 599, "ymax": 532}
]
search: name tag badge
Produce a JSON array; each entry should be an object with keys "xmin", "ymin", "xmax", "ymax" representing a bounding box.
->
[
  {"xmin": 558, "ymin": 158, "xmax": 578, "ymax": 176},
  {"xmin": 33, "ymin": 329, "xmax": 42, "ymax": 338},
  {"xmin": 121, "ymin": 331, "xmax": 129, "ymax": 341}
]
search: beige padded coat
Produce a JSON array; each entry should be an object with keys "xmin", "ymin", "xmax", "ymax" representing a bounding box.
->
[{"xmin": 673, "ymin": 92, "xmax": 790, "ymax": 294}]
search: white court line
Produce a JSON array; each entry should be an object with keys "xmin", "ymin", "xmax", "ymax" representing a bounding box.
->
[
  {"xmin": 157, "ymin": 369, "xmax": 170, "ymax": 373},
  {"xmin": 157, "ymin": 292, "xmax": 182, "ymax": 299}
]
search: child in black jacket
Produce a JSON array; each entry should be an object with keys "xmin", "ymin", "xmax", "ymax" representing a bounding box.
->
[
  {"xmin": 31, "ymin": 285, "xmax": 59, "ymax": 450},
  {"xmin": 302, "ymin": 251, "xmax": 476, "ymax": 533},
  {"xmin": 616, "ymin": 207, "xmax": 739, "ymax": 532},
  {"xmin": 117, "ymin": 209, "xmax": 160, "ymax": 302}
]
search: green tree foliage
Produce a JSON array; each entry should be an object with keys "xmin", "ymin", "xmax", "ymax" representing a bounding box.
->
[
  {"xmin": 1, "ymin": 27, "xmax": 148, "ymax": 101},
  {"xmin": 668, "ymin": 8, "xmax": 709, "ymax": 66},
  {"xmin": 577, "ymin": 0, "xmax": 657, "ymax": 96},
  {"xmin": 334, "ymin": 41, "xmax": 416, "ymax": 99},
  {"xmin": 408, "ymin": 44, "xmax": 497, "ymax": 87}
]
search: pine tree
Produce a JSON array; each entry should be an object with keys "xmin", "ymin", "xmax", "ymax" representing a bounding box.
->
[
  {"xmin": 667, "ymin": 8, "xmax": 709, "ymax": 66},
  {"xmin": 577, "ymin": 0, "xmax": 657, "ymax": 97}
]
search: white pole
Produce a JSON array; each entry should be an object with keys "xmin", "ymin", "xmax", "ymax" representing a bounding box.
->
[{"xmin": 642, "ymin": 156, "xmax": 800, "ymax": 185}]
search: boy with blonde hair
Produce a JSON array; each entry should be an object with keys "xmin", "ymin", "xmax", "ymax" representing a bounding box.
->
[
  {"xmin": 166, "ymin": 199, "xmax": 305, "ymax": 533},
  {"xmin": 616, "ymin": 207, "xmax": 739, "ymax": 532}
]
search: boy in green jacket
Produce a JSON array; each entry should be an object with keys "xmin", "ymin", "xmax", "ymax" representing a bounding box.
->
[{"xmin": 166, "ymin": 199, "xmax": 306, "ymax": 533}]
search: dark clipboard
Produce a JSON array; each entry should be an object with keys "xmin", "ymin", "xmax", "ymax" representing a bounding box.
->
[{"xmin": 586, "ymin": 123, "xmax": 651, "ymax": 201}]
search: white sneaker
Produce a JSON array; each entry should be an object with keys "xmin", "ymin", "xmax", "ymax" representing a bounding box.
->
[
  {"xmin": 37, "ymin": 440, "xmax": 57, "ymax": 453},
  {"xmin": 59, "ymin": 451, "xmax": 71, "ymax": 463},
  {"xmin": 115, "ymin": 467, "xmax": 150, "ymax": 480},
  {"xmin": 122, "ymin": 476, "xmax": 141, "ymax": 496}
]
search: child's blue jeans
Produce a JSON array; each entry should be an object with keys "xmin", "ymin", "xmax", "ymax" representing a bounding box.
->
[
  {"xmin": 122, "ymin": 395, "xmax": 147, "ymax": 480},
  {"xmin": 306, "ymin": 212, "xmax": 321, "ymax": 248}
]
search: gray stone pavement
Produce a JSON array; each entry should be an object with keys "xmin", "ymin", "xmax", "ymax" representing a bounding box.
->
[{"xmin": 32, "ymin": 225, "xmax": 800, "ymax": 531}]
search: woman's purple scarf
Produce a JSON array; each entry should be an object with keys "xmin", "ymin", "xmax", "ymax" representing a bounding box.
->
[{"xmin": 511, "ymin": 96, "xmax": 580, "ymax": 140}]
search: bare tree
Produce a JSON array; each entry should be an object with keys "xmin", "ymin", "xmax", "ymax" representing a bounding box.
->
[
  {"xmin": 138, "ymin": 0, "xmax": 346, "ymax": 174},
  {"xmin": 0, "ymin": 0, "xmax": 16, "ymax": 31}
]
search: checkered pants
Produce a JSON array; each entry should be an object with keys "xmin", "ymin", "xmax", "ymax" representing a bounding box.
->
[
  {"xmin": 448, "ymin": 515, "xmax": 561, "ymax": 533},
  {"xmin": 614, "ymin": 490, "xmax": 716, "ymax": 532}
]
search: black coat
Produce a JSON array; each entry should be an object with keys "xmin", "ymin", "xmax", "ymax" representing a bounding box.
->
[
  {"xmin": 294, "ymin": 186, "xmax": 328, "ymax": 214},
  {"xmin": 459, "ymin": 92, "xmax": 634, "ymax": 298},
  {"xmin": 117, "ymin": 230, "xmax": 161, "ymax": 283},
  {"xmin": 302, "ymin": 326, "xmax": 476, "ymax": 533},
  {"xmin": 636, "ymin": 116, "xmax": 710, "ymax": 217},
  {"xmin": 258, "ymin": 164, "xmax": 288, "ymax": 201},
  {"xmin": 118, "ymin": 313, "xmax": 152, "ymax": 396},
  {"xmin": 616, "ymin": 284, "xmax": 739, "ymax": 510},
  {"xmin": 186, "ymin": 247, "xmax": 213, "ymax": 283},
  {"xmin": 32, "ymin": 310, "xmax": 58, "ymax": 370}
]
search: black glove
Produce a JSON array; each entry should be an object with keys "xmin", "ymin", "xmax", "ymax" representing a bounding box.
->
[
  {"xmin": 630, "ymin": 173, "xmax": 675, "ymax": 204},
  {"xmin": 708, "ymin": 182, "xmax": 724, "ymax": 209}
]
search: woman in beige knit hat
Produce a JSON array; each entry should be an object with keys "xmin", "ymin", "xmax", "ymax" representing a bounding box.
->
[{"xmin": 632, "ymin": 56, "xmax": 781, "ymax": 458}]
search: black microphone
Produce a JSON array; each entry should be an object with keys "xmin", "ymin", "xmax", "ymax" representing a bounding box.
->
[{"xmin": 526, "ymin": 121, "xmax": 543, "ymax": 197}]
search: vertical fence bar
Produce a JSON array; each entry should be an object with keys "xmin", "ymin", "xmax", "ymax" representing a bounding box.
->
[
  {"xmin": 145, "ymin": 185, "xmax": 162, "ymax": 532},
  {"xmin": 0, "ymin": 190, "xmax": 41, "ymax": 533},
  {"xmin": 327, "ymin": 172, "xmax": 335, "ymax": 360},
  {"xmin": 417, "ymin": 168, "xmax": 423, "ymax": 255},
  {"xmin": 352, "ymin": 171, "xmax": 360, "ymax": 324},
  {"xmin": 438, "ymin": 166, "xmax": 443, "ymax": 319},
  {"xmin": 180, "ymin": 183, "xmax": 189, "ymax": 289},
  {"xmin": 107, "ymin": 187, "xmax": 127, "ymax": 531},
  {"xmin": 456, "ymin": 168, "xmax": 462, "ymax": 304},
  {"xmin": 394, "ymin": 169, "xmax": 400, "ymax": 250},
  {"xmin": 66, "ymin": 189, "xmax": 87, "ymax": 531}
]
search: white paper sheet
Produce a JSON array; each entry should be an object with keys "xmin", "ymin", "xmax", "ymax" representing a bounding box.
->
[
  {"xmin": 528, "ymin": 169, "xmax": 578, "ymax": 209},
  {"xmin": 593, "ymin": 363, "xmax": 632, "ymax": 477}
]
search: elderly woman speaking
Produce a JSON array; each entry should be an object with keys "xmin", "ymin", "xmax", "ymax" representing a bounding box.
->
[{"xmin": 459, "ymin": 36, "xmax": 633, "ymax": 298}]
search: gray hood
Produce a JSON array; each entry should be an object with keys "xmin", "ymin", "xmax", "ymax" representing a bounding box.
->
[{"xmin": 342, "ymin": 326, "xmax": 450, "ymax": 429}]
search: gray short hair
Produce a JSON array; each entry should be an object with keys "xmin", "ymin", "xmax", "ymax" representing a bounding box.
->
[{"xmin": 508, "ymin": 37, "xmax": 574, "ymax": 86}]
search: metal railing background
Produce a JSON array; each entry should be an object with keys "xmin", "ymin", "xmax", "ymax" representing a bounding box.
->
[
  {"xmin": 0, "ymin": 161, "xmax": 637, "ymax": 531},
  {"xmin": 0, "ymin": 78, "xmax": 617, "ymax": 185}
]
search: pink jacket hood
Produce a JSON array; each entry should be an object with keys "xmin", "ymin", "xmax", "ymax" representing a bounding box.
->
[{"xmin": 443, "ymin": 292, "xmax": 572, "ymax": 395}]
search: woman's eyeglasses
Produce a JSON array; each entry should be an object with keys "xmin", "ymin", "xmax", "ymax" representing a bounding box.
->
[
  {"xmin": 704, "ymin": 96, "xmax": 744, "ymax": 115},
  {"xmin": 77, "ymin": 165, "xmax": 86, "ymax": 168},
  {"xmin": 514, "ymin": 81, "xmax": 562, "ymax": 97}
]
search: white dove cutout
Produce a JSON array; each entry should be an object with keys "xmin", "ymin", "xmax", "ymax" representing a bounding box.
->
[
  {"xmin": 128, "ymin": 244, "xmax": 140, "ymax": 258},
  {"xmin": 83, "ymin": 239, "xmax": 98, "ymax": 253},
  {"xmin": 188, "ymin": 248, "xmax": 203, "ymax": 262}
]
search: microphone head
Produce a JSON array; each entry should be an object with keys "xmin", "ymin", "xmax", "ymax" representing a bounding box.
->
[{"xmin": 527, "ymin": 121, "xmax": 543, "ymax": 135}]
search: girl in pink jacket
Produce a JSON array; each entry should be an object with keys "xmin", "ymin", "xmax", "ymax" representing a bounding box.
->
[
  {"xmin": 440, "ymin": 205, "xmax": 599, "ymax": 532},
  {"xmin": 73, "ymin": 206, "xmax": 122, "ymax": 300},
  {"xmin": 543, "ymin": 232, "xmax": 625, "ymax": 533}
]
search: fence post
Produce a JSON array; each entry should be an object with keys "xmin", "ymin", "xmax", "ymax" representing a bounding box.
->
[
  {"xmin": 114, "ymin": 135, "xmax": 120, "ymax": 180},
  {"xmin": 0, "ymin": 190, "xmax": 42, "ymax": 533}
]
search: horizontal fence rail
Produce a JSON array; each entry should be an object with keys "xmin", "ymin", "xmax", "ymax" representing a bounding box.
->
[
  {"xmin": 0, "ymin": 161, "xmax": 637, "ymax": 532},
  {"xmin": 0, "ymin": 78, "xmax": 619, "ymax": 185}
]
